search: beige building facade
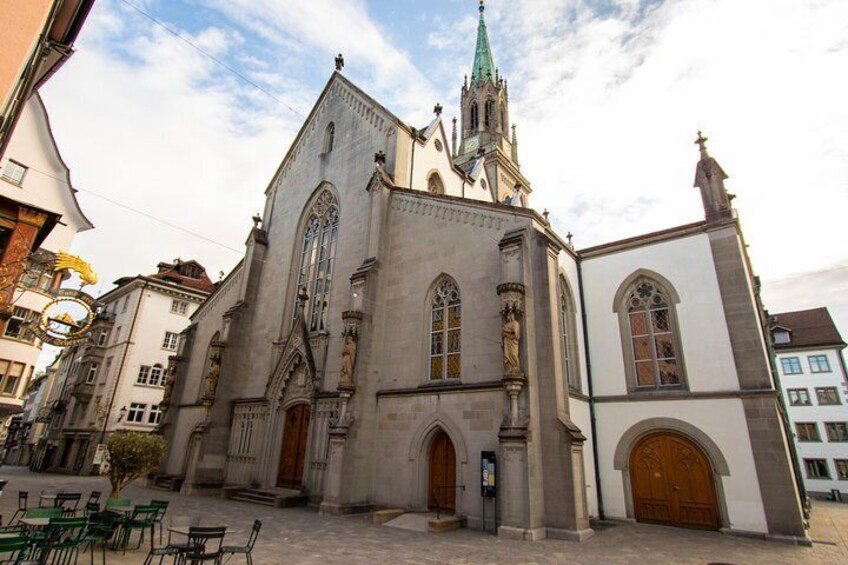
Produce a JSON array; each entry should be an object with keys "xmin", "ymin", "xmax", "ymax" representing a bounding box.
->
[{"xmin": 160, "ymin": 4, "xmax": 808, "ymax": 544}]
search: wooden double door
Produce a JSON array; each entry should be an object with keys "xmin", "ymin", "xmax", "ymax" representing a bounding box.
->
[
  {"xmin": 630, "ymin": 432, "xmax": 720, "ymax": 530},
  {"xmin": 277, "ymin": 404, "xmax": 310, "ymax": 489},
  {"xmin": 428, "ymin": 430, "xmax": 456, "ymax": 512}
]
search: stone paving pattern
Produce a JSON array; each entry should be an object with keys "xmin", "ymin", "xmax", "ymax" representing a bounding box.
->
[{"xmin": 0, "ymin": 467, "xmax": 846, "ymax": 564}]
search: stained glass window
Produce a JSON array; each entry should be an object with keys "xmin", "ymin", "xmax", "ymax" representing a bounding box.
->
[
  {"xmin": 430, "ymin": 279, "xmax": 461, "ymax": 380},
  {"xmin": 626, "ymin": 280, "xmax": 681, "ymax": 388},
  {"xmin": 294, "ymin": 190, "xmax": 339, "ymax": 332}
]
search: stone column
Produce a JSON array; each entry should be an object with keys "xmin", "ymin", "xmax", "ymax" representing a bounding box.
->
[{"xmin": 319, "ymin": 310, "xmax": 361, "ymax": 516}]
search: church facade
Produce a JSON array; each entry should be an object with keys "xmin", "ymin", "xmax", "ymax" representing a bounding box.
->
[{"xmin": 159, "ymin": 3, "xmax": 808, "ymax": 544}]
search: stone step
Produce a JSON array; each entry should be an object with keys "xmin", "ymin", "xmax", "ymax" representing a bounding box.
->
[
  {"xmin": 373, "ymin": 508, "xmax": 405, "ymax": 525},
  {"xmin": 428, "ymin": 515, "xmax": 465, "ymax": 534},
  {"xmin": 226, "ymin": 488, "xmax": 309, "ymax": 508},
  {"xmin": 230, "ymin": 494, "xmax": 275, "ymax": 507}
]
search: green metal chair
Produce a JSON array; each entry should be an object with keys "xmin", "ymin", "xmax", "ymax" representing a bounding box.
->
[
  {"xmin": 117, "ymin": 505, "xmax": 159, "ymax": 554},
  {"xmin": 149, "ymin": 500, "xmax": 170, "ymax": 544},
  {"xmin": 0, "ymin": 535, "xmax": 29, "ymax": 563},
  {"xmin": 23, "ymin": 507, "xmax": 62, "ymax": 520},
  {"xmin": 80, "ymin": 511, "xmax": 121, "ymax": 565},
  {"xmin": 49, "ymin": 517, "xmax": 88, "ymax": 564}
]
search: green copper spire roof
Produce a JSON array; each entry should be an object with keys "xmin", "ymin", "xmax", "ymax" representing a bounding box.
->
[{"xmin": 471, "ymin": 1, "xmax": 495, "ymax": 83}]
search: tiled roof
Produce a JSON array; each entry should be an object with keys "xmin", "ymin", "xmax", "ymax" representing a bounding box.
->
[{"xmin": 770, "ymin": 307, "xmax": 846, "ymax": 350}]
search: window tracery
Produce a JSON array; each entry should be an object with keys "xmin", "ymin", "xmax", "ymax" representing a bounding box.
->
[
  {"xmin": 429, "ymin": 279, "xmax": 461, "ymax": 380},
  {"xmin": 295, "ymin": 190, "xmax": 339, "ymax": 332},
  {"xmin": 625, "ymin": 280, "xmax": 681, "ymax": 388}
]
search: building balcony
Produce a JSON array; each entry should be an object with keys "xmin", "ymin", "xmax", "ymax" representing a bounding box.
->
[{"xmin": 71, "ymin": 382, "xmax": 94, "ymax": 401}]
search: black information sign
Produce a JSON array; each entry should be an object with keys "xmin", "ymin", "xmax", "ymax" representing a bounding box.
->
[{"xmin": 481, "ymin": 450, "xmax": 496, "ymax": 498}]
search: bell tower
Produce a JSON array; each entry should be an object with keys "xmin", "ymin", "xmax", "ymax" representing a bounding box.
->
[{"xmin": 455, "ymin": 1, "xmax": 531, "ymax": 205}]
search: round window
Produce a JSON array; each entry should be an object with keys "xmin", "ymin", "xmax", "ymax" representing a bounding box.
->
[
  {"xmin": 481, "ymin": 179, "xmax": 487, "ymax": 190},
  {"xmin": 434, "ymin": 139, "xmax": 443, "ymax": 152}
]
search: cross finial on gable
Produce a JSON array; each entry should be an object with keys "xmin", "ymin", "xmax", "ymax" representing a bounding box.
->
[
  {"xmin": 695, "ymin": 130, "xmax": 709, "ymax": 157},
  {"xmin": 252, "ymin": 213, "xmax": 262, "ymax": 228},
  {"xmin": 566, "ymin": 232, "xmax": 574, "ymax": 245},
  {"xmin": 335, "ymin": 53, "xmax": 344, "ymax": 72},
  {"xmin": 434, "ymin": 102, "xmax": 443, "ymax": 116}
]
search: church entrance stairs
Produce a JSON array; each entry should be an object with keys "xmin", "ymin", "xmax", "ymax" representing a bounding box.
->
[{"xmin": 222, "ymin": 486, "xmax": 308, "ymax": 508}]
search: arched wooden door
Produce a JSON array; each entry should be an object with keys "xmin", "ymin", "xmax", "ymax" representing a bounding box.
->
[
  {"xmin": 630, "ymin": 432, "xmax": 719, "ymax": 530},
  {"xmin": 277, "ymin": 404, "xmax": 311, "ymax": 489},
  {"xmin": 428, "ymin": 430, "xmax": 456, "ymax": 512}
]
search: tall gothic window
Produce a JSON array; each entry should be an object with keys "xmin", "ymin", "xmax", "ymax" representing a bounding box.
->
[
  {"xmin": 559, "ymin": 278, "xmax": 580, "ymax": 392},
  {"xmin": 620, "ymin": 277, "xmax": 684, "ymax": 390},
  {"xmin": 485, "ymin": 98, "xmax": 495, "ymax": 129},
  {"xmin": 470, "ymin": 102, "xmax": 479, "ymax": 130},
  {"xmin": 428, "ymin": 172, "xmax": 445, "ymax": 195},
  {"xmin": 429, "ymin": 278, "xmax": 461, "ymax": 380},
  {"xmin": 295, "ymin": 190, "xmax": 339, "ymax": 332}
]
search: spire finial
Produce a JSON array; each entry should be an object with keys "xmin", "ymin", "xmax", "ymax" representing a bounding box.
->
[
  {"xmin": 479, "ymin": 0, "xmax": 485, "ymax": 14},
  {"xmin": 434, "ymin": 102, "xmax": 443, "ymax": 116},
  {"xmin": 695, "ymin": 130, "xmax": 709, "ymax": 158},
  {"xmin": 335, "ymin": 53, "xmax": 344, "ymax": 72}
]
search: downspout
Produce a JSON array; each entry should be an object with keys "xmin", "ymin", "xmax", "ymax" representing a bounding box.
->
[
  {"xmin": 409, "ymin": 128, "xmax": 417, "ymax": 189},
  {"xmin": 99, "ymin": 281, "xmax": 149, "ymax": 444},
  {"xmin": 576, "ymin": 258, "xmax": 604, "ymax": 520}
]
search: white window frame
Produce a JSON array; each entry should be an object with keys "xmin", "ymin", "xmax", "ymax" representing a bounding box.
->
[
  {"xmin": 1, "ymin": 160, "xmax": 28, "ymax": 185},
  {"xmin": 126, "ymin": 403, "xmax": 146, "ymax": 423},
  {"xmin": 137, "ymin": 365, "xmax": 150, "ymax": 385},
  {"xmin": 162, "ymin": 332, "xmax": 178, "ymax": 350},
  {"xmin": 149, "ymin": 365, "xmax": 163, "ymax": 386},
  {"xmin": 85, "ymin": 364, "xmax": 98, "ymax": 384},
  {"xmin": 170, "ymin": 300, "xmax": 188, "ymax": 315},
  {"xmin": 148, "ymin": 404, "xmax": 162, "ymax": 425}
]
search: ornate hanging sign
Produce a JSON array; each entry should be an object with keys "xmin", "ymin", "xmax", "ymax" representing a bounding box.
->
[{"xmin": 31, "ymin": 288, "xmax": 98, "ymax": 346}]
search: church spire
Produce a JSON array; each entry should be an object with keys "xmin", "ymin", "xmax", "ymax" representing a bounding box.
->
[{"xmin": 471, "ymin": 1, "xmax": 495, "ymax": 83}]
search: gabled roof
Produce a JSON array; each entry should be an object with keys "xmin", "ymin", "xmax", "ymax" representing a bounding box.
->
[
  {"xmin": 263, "ymin": 71, "xmax": 407, "ymax": 196},
  {"xmin": 770, "ymin": 307, "xmax": 846, "ymax": 350}
]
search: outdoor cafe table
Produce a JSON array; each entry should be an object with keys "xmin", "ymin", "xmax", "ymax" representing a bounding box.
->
[
  {"xmin": 37, "ymin": 493, "xmax": 56, "ymax": 507},
  {"xmin": 19, "ymin": 517, "xmax": 50, "ymax": 529}
]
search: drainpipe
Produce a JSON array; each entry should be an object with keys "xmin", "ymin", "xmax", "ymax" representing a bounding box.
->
[
  {"xmin": 576, "ymin": 259, "xmax": 604, "ymax": 520},
  {"xmin": 99, "ymin": 280, "xmax": 149, "ymax": 445},
  {"xmin": 409, "ymin": 128, "xmax": 417, "ymax": 189}
]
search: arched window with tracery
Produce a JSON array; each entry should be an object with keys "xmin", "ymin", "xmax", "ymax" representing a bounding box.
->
[
  {"xmin": 323, "ymin": 122, "xmax": 335, "ymax": 153},
  {"xmin": 428, "ymin": 172, "xmax": 445, "ymax": 195},
  {"xmin": 559, "ymin": 277, "xmax": 580, "ymax": 391},
  {"xmin": 429, "ymin": 278, "xmax": 461, "ymax": 380},
  {"xmin": 617, "ymin": 276, "xmax": 685, "ymax": 391},
  {"xmin": 294, "ymin": 190, "xmax": 339, "ymax": 332},
  {"xmin": 470, "ymin": 102, "xmax": 479, "ymax": 130},
  {"xmin": 485, "ymin": 98, "xmax": 495, "ymax": 129}
]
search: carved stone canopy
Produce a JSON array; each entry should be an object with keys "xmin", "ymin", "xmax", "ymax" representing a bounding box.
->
[{"xmin": 497, "ymin": 282, "xmax": 525, "ymax": 316}]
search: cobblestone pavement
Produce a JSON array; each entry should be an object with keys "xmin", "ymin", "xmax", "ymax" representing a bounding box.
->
[{"xmin": 1, "ymin": 466, "xmax": 846, "ymax": 564}]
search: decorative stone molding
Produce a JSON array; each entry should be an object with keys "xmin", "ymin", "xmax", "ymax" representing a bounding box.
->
[{"xmin": 391, "ymin": 195, "xmax": 506, "ymax": 231}]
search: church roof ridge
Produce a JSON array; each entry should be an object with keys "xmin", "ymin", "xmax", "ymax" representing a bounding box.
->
[{"xmin": 471, "ymin": 1, "xmax": 496, "ymax": 82}]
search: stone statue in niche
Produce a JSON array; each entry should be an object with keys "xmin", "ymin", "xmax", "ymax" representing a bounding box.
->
[
  {"xmin": 502, "ymin": 311, "xmax": 521, "ymax": 375},
  {"xmin": 339, "ymin": 333, "xmax": 357, "ymax": 386},
  {"xmin": 203, "ymin": 355, "xmax": 221, "ymax": 401},
  {"xmin": 161, "ymin": 369, "xmax": 175, "ymax": 406}
]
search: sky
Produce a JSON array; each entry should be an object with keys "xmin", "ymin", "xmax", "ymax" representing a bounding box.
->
[{"xmin": 35, "ymin": 0, "xmax": 848, "ymax": 365}]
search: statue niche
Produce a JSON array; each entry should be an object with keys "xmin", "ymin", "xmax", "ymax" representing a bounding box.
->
[{"xmin": 502, "ymin": 310, "xmax": 521, "ymax": 375}]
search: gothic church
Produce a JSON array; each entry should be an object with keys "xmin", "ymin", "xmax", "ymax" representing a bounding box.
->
[{"xmin": 159, "ymin": 2, "xmax": 808, "ymax": 543}]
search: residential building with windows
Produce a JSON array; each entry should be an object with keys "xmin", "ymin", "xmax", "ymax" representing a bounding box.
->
[
  {"xmin": 771, "ymin": 307, "xmax": 848, "ymax": 497},
  {"xmin": 0, "ymin": 92, "xmax": 94, "ymax": 424},
  {"xmin": 159, "ymin": 3, "xmax": 808, "ymax": 543},
  {"xmin": 40, "ymin": 259, "xmax": 215, "ymax": 474}
]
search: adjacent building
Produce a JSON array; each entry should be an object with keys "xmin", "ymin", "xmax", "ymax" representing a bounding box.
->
[
  {"xmin": 159, "ymin": 3, "xmax": 808, "ymax": 544},
  {"xmin": 40, "ymin": 259, "xmax": 215, "ymax": 474},
  {"xmin": 771, "ymin": 308, "xmax": 848, "ymax": 497},
  {"xmin": 0, "ymin": 0, "xmax": 94, "ymax": 158},
  {"xmin": 0, "ymin": 93, "xmax": 94, "ymax": 426}
]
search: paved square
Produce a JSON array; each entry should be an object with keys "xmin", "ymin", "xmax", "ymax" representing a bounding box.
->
[{"xmin": 1, "ymin": 466, "xmax": 845, "ymax": 564}]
